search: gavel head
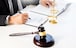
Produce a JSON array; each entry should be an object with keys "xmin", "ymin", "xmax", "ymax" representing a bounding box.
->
[{"xmin": 38, "ymin": 26, "xmax": 45, "ymax": 32}]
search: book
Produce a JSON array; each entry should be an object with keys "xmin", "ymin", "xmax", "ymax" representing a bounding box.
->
[{"xmin": 20, "ymin": 1, "xmax": 70, "ymax": 27}]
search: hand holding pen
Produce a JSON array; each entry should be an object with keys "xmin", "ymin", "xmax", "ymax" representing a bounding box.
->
[{"xmin": 8, "ymin": 12, "xmax": 29, "ymax": 25}]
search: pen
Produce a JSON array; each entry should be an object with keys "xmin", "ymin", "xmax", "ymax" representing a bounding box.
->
[{"xmin": 18, "ymin": 11, "xmax": 31, "ymax": 19}]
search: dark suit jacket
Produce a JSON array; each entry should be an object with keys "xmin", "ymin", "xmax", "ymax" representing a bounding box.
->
[
  {"xmin": 0, "ymin": 0, "xmax": 19, "ymax": 26},
  {"xmin": 0, "ymin": 0, "xmax": 39, "ymax": 26},
  {"xmin": 0, "ymin": 0, "xmax": 10, "ymax": 26}
]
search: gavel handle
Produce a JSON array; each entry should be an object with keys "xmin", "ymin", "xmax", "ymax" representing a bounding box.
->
[{"xmin": 9, "ymin": 31, "xmax": 38, "ymax": 36}]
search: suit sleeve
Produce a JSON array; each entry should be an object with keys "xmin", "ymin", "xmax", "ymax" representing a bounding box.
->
[
  {"xmin": 0, "ymin": 8, "xmax": 10, "ymax": 26},
  {"xmin": 0, "ymin": 15, "xmax": 8, "ymax": 26},
  {"xmin": 0, "ymin": 0, "xmax": 10, "ymax": 26}
]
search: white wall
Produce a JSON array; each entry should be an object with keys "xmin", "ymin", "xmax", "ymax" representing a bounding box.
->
[{"xmin": 66, "ymin": 0, "xmax": 76, "ymax": 3}]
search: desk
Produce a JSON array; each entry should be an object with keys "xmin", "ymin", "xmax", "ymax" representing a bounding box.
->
[{"xmin": 0, "ymin": 3, "xmax": 76, "ymax": 48}]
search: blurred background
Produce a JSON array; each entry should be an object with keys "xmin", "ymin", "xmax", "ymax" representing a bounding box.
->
[{"xmin": 66, "ymin": 0, "xmax": 76, "ymax": 3}]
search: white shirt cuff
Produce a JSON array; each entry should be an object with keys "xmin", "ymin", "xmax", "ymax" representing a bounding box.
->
[{"xmin": 6, "ymin": 15, "xmax": 10, "ymax": 25}]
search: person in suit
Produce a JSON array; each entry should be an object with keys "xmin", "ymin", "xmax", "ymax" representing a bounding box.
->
[{"xmin": 0, "ymin": 0, "xmax": 53, "ymax": 26}]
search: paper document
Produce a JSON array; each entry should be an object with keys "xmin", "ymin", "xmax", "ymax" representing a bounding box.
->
[{"xmin": 25, "ymin": 11, "xmax": 48, "ymax": 27}]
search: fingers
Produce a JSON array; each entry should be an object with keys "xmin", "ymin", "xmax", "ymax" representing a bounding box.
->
[
  {"xmin": 41, "ymin": 1, "xmax": 49, "ymax": 7},
  {"xmin": 9, "ymin": 13, "xmax": 29, "ymax": 25},
  {"xmin": 22, "ymin": 13, "xmax": 28, "ymax": 17},
  {"xmin": 40, "ymin": 0, "xmax": 55, "ymax": 7},
  {"xmin": 46, "ymin": 0, "xmax": 55, "ymax": 7},
  {"xmin": 23, "ymin": 13, "xmax": 28, "ymax": 18},
  {"xmin": 40, "ymin": 0, "xmax": 49, "ymax": 7},
  {"xmin": 22, "ymin": 13, "xmax": 28, "ymax": 22},
  {"xmin": 22, "ymin": 13, "xmax": 29, "ymax": 24},
  {"xmin": 17, "ymin": 13, "xmax": 28, "ymax": 20},
  {"xmin": 46, "ymin": 1, "xmax": 52, "ymax": 7}
]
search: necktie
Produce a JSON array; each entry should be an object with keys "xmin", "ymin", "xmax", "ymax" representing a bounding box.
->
[
  {"xmin": 17, "ymin": 0, "xmax": 23, "ymax": 11},
  {"xmin": 8, "ymin": 0, "xmax": 19, "ymax": 15},
  {"xmin": 8, "ymin": 0, "xmax": 14, "ymax": 15},
  {"xmin": 11, "ymin": 0, "xmax": 19, "ymax": 14}
]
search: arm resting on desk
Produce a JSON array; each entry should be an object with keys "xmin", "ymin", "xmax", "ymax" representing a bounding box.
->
[{"xmin": 0, "ymin": 15, "xmax": 8, "ymax": 26}]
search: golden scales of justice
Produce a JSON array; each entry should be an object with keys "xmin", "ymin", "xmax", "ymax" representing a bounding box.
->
[
  {"xmin": 48, "ymin": 0, "xmax": 71, "ymax": 24},
  {"xmin": 48, "ymin": 0, "xmax": 58, "ymax": 24}
]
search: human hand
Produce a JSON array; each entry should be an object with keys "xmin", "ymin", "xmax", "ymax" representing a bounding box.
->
[
  {"xmin": 8, "ymin": 13, "xmax": 28, "ymax": 25},
  {"xmin": 40, "ymin": 0, "xmax": 55, "ymax": 7}
]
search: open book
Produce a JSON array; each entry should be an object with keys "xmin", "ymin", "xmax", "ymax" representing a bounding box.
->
[
  {"xmin": 20, "ymin": 1, "xmax": 70, "ymax": 27},
  {"xmin": 21, "ymin": 5, "xmax": 49, "ymax": 27}
]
